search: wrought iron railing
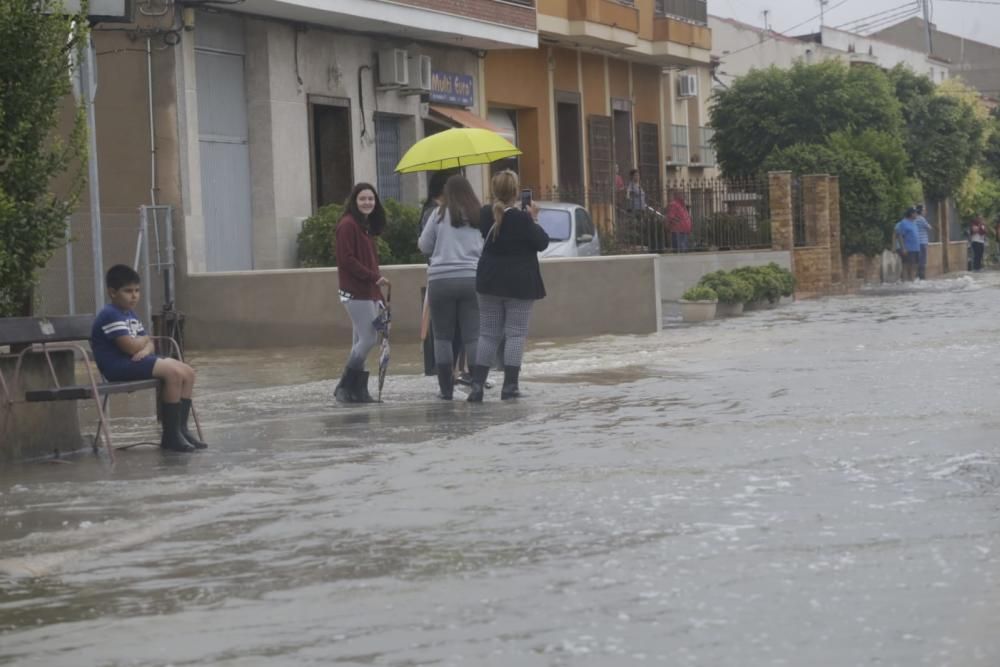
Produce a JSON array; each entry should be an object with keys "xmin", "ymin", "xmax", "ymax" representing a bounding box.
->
[
  {"xmin": 791, "ymin": 177, "xmax": 806, "ymax": 247},
  {"xmin": 524, "ymin": 176, "xmax": 771, "ymax": 255},
  {"xmin": 654, "ymin": 0, "xmax": 707, "ymax": 25}
]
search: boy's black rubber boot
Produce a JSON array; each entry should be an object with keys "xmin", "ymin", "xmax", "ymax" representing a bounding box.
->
[
  {"xmin": 500, "ymin": 366, "xmax": 522, "ymax": 400},
  {"xmin": 160, "ymin": 402, "xmax": 195, "ymax": 453},
  {"xmin": 356, "ymin": 371, "xmax": 377, "ymax": 403},
  {"xmin": 334, "ymin": 368, "xmax": 358, "ymax": 403},
  {"xmin": 436, "ymin": 364, "xmax": 454, "ymax": 400},
  {"xmin": 466, "ymin": 365, "xmax": 490, "ymax": 403},
  {"xmin": 179, "ymin": 398, "xmax": 208, "ymax": 449}
]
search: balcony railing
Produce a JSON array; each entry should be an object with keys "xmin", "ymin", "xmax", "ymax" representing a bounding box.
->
[{"xmin": 654, "ymin": 0, "xmax": 707, "ymax": 25}]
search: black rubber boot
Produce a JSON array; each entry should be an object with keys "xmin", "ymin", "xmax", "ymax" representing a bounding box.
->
[
  {"xmin": 335, "ymin": 368, "xmax": 360, "ymax": 403},
  {"xmin": 179, "ymin": 398, "xmax": 208, "ymax": 449},
  {"xmin": 501, "ymin": 365, "xmax": 521, "ymax": 400},
  {"xmin": 466, "ymin": 365, "xmax": 490, "ymax": 403},
  {"xmin": 356, "ymin": 371, "xmax": 377, "ymax": 403},
  {"xmin": 160, "ymin": 402, "xmax": 195, "ymax": 453},
  {"xmin": 436, "ymin": 364, "xmax": 454, "ymax": 400}
]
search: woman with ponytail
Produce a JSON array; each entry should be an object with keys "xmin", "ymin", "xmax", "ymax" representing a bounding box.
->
[
  {"xmin": 333, "ymin": 183, "xmax": 390, "ymax": 403},
  {"xmin": 467, "ymin": 170, "xmax": 550, "ymax": 402}
]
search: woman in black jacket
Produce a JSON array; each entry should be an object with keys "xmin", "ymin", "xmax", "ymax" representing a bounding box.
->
[{"xmin": 467, "ymin": 170, "xmax": 549, "ymax": 402}]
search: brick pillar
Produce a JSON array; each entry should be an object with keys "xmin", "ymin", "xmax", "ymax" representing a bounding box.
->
[
  {"xmin": 828, "ymin": 176, "xmax": 842, "ymax": 284},
  {"xmin": 801, "ymin": 174, "xmax": 830, "ymax": 248},
  {"xmin": 769, "ymin": 171, "xmax": 793, "ymax": 253}
]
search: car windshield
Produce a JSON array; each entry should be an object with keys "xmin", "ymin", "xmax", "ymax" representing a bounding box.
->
[{"xmin": 537, "ymin": 209, "xmax": 572, "ymax": 241}]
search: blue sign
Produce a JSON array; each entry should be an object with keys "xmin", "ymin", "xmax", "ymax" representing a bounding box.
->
[{"xmin": 430, "ymin": 71, "xmax": 475, "ymax": 107}]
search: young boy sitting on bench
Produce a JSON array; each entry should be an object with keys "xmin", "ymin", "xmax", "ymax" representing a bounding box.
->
[{"xmin": 90, "ymin": 264, "xmax": 208, "ymax": 453}]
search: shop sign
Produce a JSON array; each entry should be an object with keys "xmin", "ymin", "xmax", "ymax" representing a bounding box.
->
[{"xmin": 430, "ymin": 71, "xmax": 475, "ymax": 107}]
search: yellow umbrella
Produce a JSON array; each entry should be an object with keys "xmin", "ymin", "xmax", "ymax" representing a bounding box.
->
[{"xmin": 394, "ymin": 128, "xmax": 521, "ymax": 174}]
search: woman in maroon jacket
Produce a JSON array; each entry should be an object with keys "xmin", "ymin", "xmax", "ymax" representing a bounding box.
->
[{"xmin": 334, "ymin": 183, "xmax": 390, "ymax": 403}]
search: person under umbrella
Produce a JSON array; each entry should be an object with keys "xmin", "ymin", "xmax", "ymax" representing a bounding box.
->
[{"xmin": 418, "ymin": 174, "xmax": 483, "ymax": 400}]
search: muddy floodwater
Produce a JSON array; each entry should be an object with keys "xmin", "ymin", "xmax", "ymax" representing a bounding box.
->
[{"xmin": 2, "ymin": 274, "xmax": 999, "ymax": 666}]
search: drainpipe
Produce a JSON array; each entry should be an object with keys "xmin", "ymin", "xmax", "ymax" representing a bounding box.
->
[{"xmin": 147, "ymin": 37, "xmax": 157, "ymax": 211}]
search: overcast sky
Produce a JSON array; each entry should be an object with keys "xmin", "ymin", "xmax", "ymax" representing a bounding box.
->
[{"xmin": 711, "ymin": 0, "xmax": 1000, "ymax": 48}]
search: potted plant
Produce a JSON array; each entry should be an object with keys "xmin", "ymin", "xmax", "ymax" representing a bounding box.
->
[
  {"xmin": 733, "ymin": 266, "xmax": 782, "ymax": 309},
  {"xmin": 697, "ymin": 271, "xmax": 754, "ymax": 317},
  {"xmin": 680, "ymin": 285, "xmax": 718, "ymax": 322}
]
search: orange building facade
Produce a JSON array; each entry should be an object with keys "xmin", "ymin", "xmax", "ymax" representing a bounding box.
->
[{"xmin": 484, "ymin": 0, "xmax": 715, "ymax": 213}]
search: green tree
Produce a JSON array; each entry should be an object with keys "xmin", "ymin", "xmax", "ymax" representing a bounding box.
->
[
  {"xmin": 907, "ymin": 94, "xmax": 984, "ymax": 202},
  {"xmin": 0, "ymin": 1, "xmax": 87, "ymax": 316},
  {"xmin": 710, "ymin": 61, "xmax": 903, "ymax": 177},
  {"xmin": 764, "ymin": 143, "xmax": 893, "ymax": 256}
]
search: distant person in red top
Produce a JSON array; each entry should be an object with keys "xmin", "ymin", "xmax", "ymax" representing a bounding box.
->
[
  {"xmin": 666, "ymin": 193, "xmax": 692, "ymax": 253},
  {"xmin": 334, "ymin": 183, "xmax": 390, "ymax": 403}
]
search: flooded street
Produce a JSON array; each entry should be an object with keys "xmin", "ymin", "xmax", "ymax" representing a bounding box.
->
[{"xmin": 2, "ymin": 274, "xmax": 1000, "ymax": 666}]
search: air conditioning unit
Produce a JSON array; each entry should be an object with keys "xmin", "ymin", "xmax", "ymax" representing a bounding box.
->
[
  {"xmin": 51, "ymin": 0, "xmax": 134, "ymax": 22},
  {"xmin": 678, "ymin": 73, "xmax": 698, "ymax": 98},
  {"xmin": 378, "ymin": 49, "xmax": 409, "ymax": 88},
  {"xmin": 404, "ymin": 55, "xmax": 432, "ymax": 95}
]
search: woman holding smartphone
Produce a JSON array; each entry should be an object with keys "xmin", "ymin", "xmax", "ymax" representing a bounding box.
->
[{"xmin": 467, "ymin": 170, "xmax": 550, "ymax": 402}]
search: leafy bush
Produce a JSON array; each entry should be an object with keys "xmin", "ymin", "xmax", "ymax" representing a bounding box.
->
[
  {"xmin": 297, "ymin": 204, "xmax": 343, "ymax": 267},
  {"xmin": 682, "ymin": 285, "xmax": 718, "ymax": 302},
  {"xmin": 760, "ymin": 262, "xmax": 796, "ymax": 297},
  {"xmin": 764, "ymin": 143, "xmax": 893, "ymax": 256},
  {"xmin": 731, "ymin": 266, "xmax": 782, "ymax": 303},
  {"xmin": 380, "ymin": 199, "xmax": 425, "ymax": 265},
  {"xmin": 697, "ymin": 270, "xmax": 754, "ymax": 304},
  {"xmin": 296, "ymin": 199, "xmax": 422, "ymax": 267}
]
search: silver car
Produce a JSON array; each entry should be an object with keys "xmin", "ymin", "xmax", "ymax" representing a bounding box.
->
[{"xmin": 536, "ymin": 202, "xmax": 602, "ymax": 258}]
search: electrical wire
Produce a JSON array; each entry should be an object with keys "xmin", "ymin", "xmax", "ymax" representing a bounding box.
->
[
  {"xmin": 833, "ymin": 1, "xmax": 918, "ymax": 30},
  {"xmin": 853, "ymin": 7, "xmax": 923, "ymax": 33},
  {"xmin": 718, "ymin": 0, "xmax": 853, "ymax": 63}
]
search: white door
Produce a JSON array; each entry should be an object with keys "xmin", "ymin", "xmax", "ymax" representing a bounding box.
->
[{"xmin": 195, "ymin": 14, "xmax": 253, "ymax": 271}]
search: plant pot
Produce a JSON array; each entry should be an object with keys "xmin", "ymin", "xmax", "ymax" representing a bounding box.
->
[
  {"xmin": 680, "ymin": 299, "xmax": 717, "ymax": 323},
  {"xmin": 716, "ymin": 301, "xmax": 744, "ymax": 317}
]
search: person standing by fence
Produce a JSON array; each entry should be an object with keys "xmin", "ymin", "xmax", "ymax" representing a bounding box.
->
[
  {"xmin": 667, "ymin": 193, "xmax": 692, "ymax": 252},
  {"xmin": 467, "ymin": 170, "xmax": 549, "ymax": 402},
  {"xmin": 914, "ymin": 204, "xmax": 932, "ymax": 280},
  {"xmin": 970, "ymin": 216, "xmax": 987, "ymax": 272}
]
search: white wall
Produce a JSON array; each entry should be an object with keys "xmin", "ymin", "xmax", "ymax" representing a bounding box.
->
[
  {"xmin": 231, "ymin": 16, "xmax": 484, "ymax": 269},
  {"xmin": 710, "ymin": 17, "xmax": 841, "ymax": 88},
  {"xmin": 709, "ymin": 17, "xmax": 948, "ymax": 90},
  {"xmin": 820, "ymin": 28, "xmax": 948, "ymax": 82}
]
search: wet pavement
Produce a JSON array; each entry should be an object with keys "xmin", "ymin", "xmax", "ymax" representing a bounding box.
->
[{"xmin": 1, "ymin": 273, "xmax": 999, "ymax": 666}]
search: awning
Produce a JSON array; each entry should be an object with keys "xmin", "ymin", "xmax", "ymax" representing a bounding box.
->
[{"xmin": 428, "ymin": 105, "xmax": 513, "ymax": 142}]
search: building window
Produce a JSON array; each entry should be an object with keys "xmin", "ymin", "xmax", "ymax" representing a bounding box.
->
[
  {"xmin": 699, "ymin": 127, "xmax": 715, "ymax": 167},
  {"xmin": 654, "ymin": 0, "xmax": 707, "ymax": 25},
  {"xmin": 670, "ymin": 124, "xmax": 689, "ymax": 165},
  {"xmin": 375, "ymin": 114, "xmax": 402, "ymax": 202}
]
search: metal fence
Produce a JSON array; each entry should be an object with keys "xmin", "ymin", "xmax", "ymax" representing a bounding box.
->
[
  {"xmin": 527, "ymin": 176, "xmax": 771, "ymax": 255},
  {"xmin": 791, "ymin": 177, "xmax": 807, "ymax": 247}
]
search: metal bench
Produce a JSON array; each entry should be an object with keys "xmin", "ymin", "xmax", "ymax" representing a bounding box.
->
[{"xmin": 0, "ymin": 315, "xmax": 202, "ymax": 461}]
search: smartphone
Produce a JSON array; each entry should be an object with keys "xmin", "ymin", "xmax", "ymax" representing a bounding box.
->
[{"xmin": 520, "ymin": 188, "xmax": 532, "ymax": 210}]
